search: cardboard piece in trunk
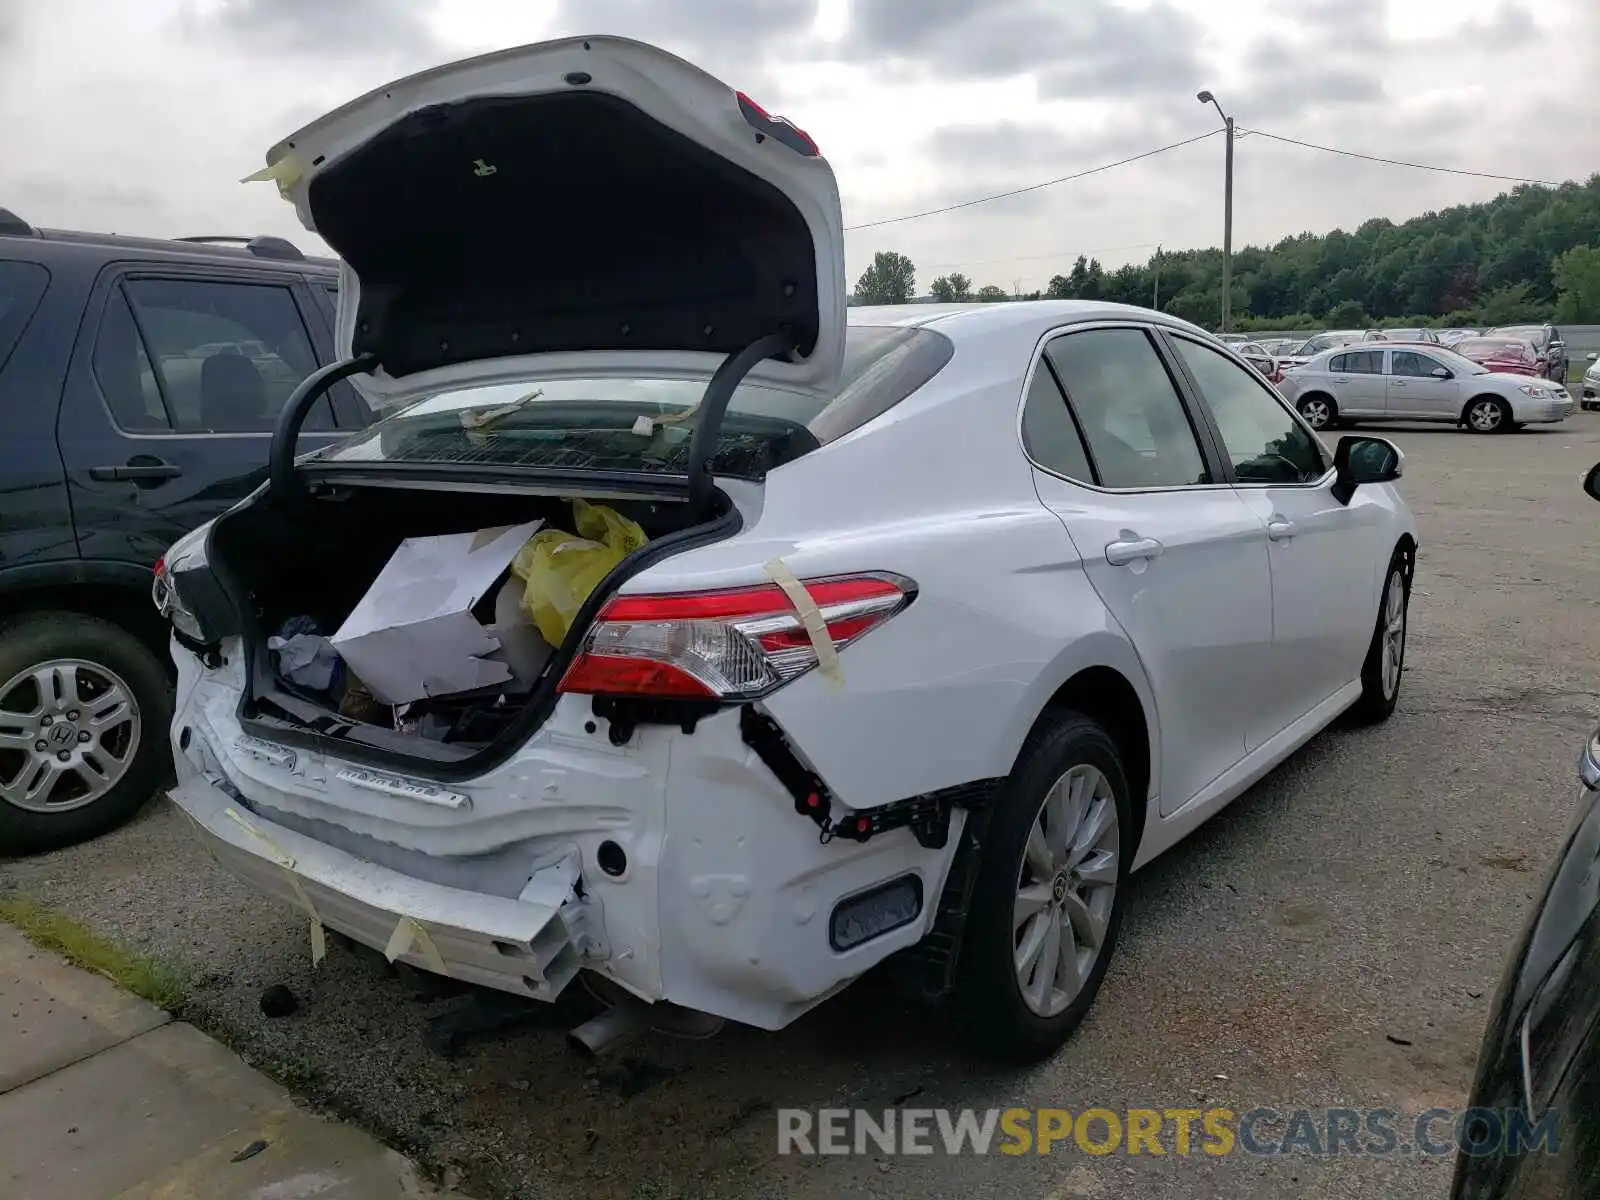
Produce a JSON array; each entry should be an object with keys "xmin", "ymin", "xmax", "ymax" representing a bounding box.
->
[{"xmin": 329, "ymin": 520, "xmax": 544, "ymax": 705}]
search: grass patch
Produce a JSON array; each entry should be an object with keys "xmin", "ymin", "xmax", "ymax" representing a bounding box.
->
[{"xmin": 0, "ymin": 895, "xmax": 189, "ymax": 1012}]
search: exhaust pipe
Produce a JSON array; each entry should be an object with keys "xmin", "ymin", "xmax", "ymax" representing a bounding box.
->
[{"xmin": 567, "ymin": 999, "xmax": 648, "ymax": 1059}]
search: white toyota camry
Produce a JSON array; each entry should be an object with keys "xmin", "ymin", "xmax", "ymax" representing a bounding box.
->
[{"xmin": 157, "ymin": 37, "xmax": 1419, "ymax": 1063}]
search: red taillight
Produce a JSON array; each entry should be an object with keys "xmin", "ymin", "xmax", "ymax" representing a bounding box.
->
[
  {"xmin": 734, "ymin": 90, "xmax": 820, "ymax": 156},
  {"xmin": 558, "ymin": 573, "xmax": 912, "ymax": 699}
]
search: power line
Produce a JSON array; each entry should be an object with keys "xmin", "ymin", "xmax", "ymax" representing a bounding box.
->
[
  {"xmin": 1239, "ymin": 127, "xmax": 1561, "ymax": 187},
  {"xmin": 842, "ymin": 129, "xmax": 1223, "ymax": 232},
  {"xmin": 921, "ymin": 241, "xmax": 1160, "ymax": 273}
]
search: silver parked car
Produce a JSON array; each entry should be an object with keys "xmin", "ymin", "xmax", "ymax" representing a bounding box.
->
[{"xmin": 1279, "ymin": 344, "xmax": 1573, "ymax": 433}]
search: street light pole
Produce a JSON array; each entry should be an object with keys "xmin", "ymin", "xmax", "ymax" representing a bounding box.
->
[{"xmin": 1197, "ymin": 90, "xmax": 1234, "ymax": 334}]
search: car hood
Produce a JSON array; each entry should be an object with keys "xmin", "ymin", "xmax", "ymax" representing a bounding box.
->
[{"xmin": 248, "ymin": 36, "xmax": 847, "ymax": 410}]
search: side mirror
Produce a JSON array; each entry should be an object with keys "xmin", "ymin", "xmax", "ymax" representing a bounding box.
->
[
  {"xmin": 1332, "ymin": 435, "xmax": 1403, "ymax": 506},
  {"xmin": 1587, "ymin": 352, "xmax": 1597, "ymax": 363},
  {"xmin": 1430, "ymin": 366, "xmax": 1451, "ymax": 379},
  {"xmin": 1585, "ymin": 463, "xmax": 1600, "ymax": 503}
]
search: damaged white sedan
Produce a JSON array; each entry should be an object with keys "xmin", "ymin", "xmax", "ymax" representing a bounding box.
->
[{"xmin": 158, "ymin": 36, "xmax": 1418, "ymax": 1063}]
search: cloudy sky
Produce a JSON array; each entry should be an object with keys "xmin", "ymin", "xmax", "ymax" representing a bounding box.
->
[{"xmin": 3, "ymin": 0, "xmax": 1594, "ymax": 293}]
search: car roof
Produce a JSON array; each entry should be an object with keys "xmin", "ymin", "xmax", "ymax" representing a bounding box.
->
[
  {"xmin": 847, "ymin": 299, "xmax": 1214, "ymax": 340},
  {"xmin": 0, "ymin": 218, "xmax": 339, "ymax": 273}
]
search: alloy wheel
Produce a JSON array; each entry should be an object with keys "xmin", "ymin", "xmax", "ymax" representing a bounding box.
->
[
  {"xmin": 0, "ymin": 659, "xmax": 141, "ymax": 814},
  {"xmin": 1380, "ymin": 570, "xmax": 1406, "ymax": 699},
  {"xmin": 1013, "ymin": 763, "xmax": 1119, "ymax": 1018},
  {"xmin": 1299, "ymin": 398, "xmax": 1332, "ymax": 429},
  {"xmin": 1468, "ymin": 400, "xmax": 1504, "ymax": 432}
]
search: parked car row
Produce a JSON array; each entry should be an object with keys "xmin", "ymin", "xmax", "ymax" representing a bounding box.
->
[{"xmin": 1278, "ymin": 342, "xmax": 1573, "ymax": 433}]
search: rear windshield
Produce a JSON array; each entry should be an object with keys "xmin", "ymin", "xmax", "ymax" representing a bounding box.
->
[{"xmin": 310, "ymin": 325, "xmax": 954, "ymax": 480}]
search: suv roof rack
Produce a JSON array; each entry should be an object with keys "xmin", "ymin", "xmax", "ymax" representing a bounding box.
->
[
  {"xmin": 0, "ymin": 207, "xmax": 37, "ymax": 237},
  {"xmin": 174, "ymin": 235, "xmax": 305, "ymax": 262}
]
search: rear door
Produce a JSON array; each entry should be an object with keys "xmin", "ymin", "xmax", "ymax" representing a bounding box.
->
[
  {"xmin": 1328, "ymin": 349, "xmax": 1387, "ymax": 415},
  {"xmin": 1166, "ymin": 333, "xmax": 1385, "ymax": 729},
  {"xmin": 0, "ymin": 257, "xmax": 74, "ymax": 570},
  {"xmin": 1387, "ymin": 349, "xmax": 1460, "ymax": 420},
  {"xmin": 56, "ymin": 265, "xmax": 346, "ymax": 566},
  {"xmin": 1023, "ymin": 323, "xmax": 1274, "ymax": 815}
]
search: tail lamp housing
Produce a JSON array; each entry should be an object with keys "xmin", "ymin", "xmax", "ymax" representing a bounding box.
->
[{"xmin": 558, "ymin": 572, "xmax": 915, "ymax": 700}]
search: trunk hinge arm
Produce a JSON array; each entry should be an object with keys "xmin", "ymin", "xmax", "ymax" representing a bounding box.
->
[
  {"xmin": 268, "ymin": 354, "xmax": 380, "ymax": 499},
  {"xmin": 686, "ymin": 332, "xmax": 796, "ymax": 517}
]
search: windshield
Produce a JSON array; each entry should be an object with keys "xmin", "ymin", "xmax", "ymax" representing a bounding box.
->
[
  {"xmin": 1298, "ymin": 331, "xmax": 1363, "ymax": 355},
  {"xmin": 308, "ymin": 325, "xmax": 954, "ymax": 480}
]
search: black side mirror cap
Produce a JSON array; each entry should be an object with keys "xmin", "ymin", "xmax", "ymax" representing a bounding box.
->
[
  {"xmin": 1584, "ymin": 463, "xmax": 1600, "ymax": 504},
  {"xmin": 1332, "ymin": 435, "xmax": 1404, "ymax": 505}
]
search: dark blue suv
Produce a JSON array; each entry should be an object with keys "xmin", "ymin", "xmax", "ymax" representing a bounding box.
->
[{"xmin": 0, "ymin": 209, "xmax": 370, "ymax": 853}]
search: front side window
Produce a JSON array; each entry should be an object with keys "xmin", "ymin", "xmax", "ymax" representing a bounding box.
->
[
  {"xmin": 1043, "ymin": 328, "xmax": 1210, "ymax": 489},
  {"xmin": 118, "ymin": 279, "xmax": 329, "ymax": 433},
  {"xmin": 1172, "ymin": 336, "xmax": 1327, "ymax": 485},
  {"xmin": 1391, "ymin": 351, "xmax": 1445, "ymax": 379}
]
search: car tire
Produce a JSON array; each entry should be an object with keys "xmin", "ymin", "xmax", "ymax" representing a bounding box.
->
[
  {"xmin": 1345, "ymin": 551, "xmax": 1410, "ymax": 726},
  {"xmin": 0, "ymin": 613, "xmax": 172, "ymax": 855},
  {"xmin": 1296, "ymin": 393, "xmax": 1337, "ymax": 431},
  {"xmin": 1463, "ymin": 396, "xmax": 1511, "ymax": 433},
  {"xmin": 955, "ymin": 710, "xmax": 1132, "ymax": 1064}
]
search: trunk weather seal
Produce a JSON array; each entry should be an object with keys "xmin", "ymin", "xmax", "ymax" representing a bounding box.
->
[
  {"xmin": 687, "ymin": 332, "xmax": 796, "ymax": 517},
  {"xmin": 269, "ymin": 354, "xmax": 380, "ymax": 500}
]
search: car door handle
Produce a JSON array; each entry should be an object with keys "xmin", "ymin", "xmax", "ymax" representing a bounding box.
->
[
  {"xmin": 1105, "ymin": 537, "xmax": 1163, "ymax": 566},
  {"xmin": 1391, "ymin": 380, "xmax": 1407, "ymax": 387},
  {"xmin": 88, "ymin": 462, "xmax": 183, "ymax": 482},
  {"xmin": 1267, "ymin": 517, "xmax": 1296, "ymax": 541}
]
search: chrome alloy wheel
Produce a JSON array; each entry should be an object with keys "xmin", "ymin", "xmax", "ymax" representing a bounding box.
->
[
  {"xmin": 1013, "ymin": 763, "xmax": 1119, "ymax": 1018},
  {"xmin": 0, "ymin": 659, "xmax": 141, "ymax": 814},
  {"xmin": 1381, "ymin": 569, "xmax": 1406, "ymax": 699}
]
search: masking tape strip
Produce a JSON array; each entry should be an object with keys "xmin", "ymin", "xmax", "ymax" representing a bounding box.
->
[
  {"xmin": 385, "ymin": 916, "xmax": 448, "ymax": 975},
  {"xmin": 224, "ymin": 807, "xmax": 326, "ymax": 966},
  {"xmin": 764, "ymin": 558, "xmax": 843, "ymax": 687},
  {"xmin": 240, "ymin": 155, "xmax": 304, "ymax": 200}
]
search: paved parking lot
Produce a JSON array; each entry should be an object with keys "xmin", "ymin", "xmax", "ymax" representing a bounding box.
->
[{"xmin": 5, "ymin": 416, "xmax": 1600, "ymax": 1200}]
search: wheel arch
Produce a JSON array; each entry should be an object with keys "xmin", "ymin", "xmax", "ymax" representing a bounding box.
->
[
  {"xmin": 0, "ymin": 563, "xmax": 171, "ymax": 674},
  {"xmin": 1020, "ymin": 656, "xmax": 1156, "ymax": 859}
]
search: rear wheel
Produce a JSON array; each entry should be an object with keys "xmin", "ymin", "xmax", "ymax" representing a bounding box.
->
[
  {"xmin": 0, "ymin": 613, "xmax": 172, "ymax": 855},
  {"xmin": 1464, "ymin": 396, "xmax": 1511, "ymax": 433},
  {"xmin": 1296, "ymin": 394, "xmax": 1336, "ymax": 431},
  {"xmin": 955, "ymin": 711, "xmax": 1131, "ymax": 1063}
]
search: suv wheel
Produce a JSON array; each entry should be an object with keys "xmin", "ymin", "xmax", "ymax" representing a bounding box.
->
[
  {"xmin": 0, "ymin": 613, "xmax": 171, "ymax": 854},
  {"xmin": 955, "ymin": 711, "xmax": 1131, "ymax": 1063}
]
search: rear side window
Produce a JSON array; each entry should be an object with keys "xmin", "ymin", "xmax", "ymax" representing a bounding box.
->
[
  {"xmin": 1331, "ymin": 350, "xmax": 1382, "ymax": 374},
  {"xmin": 0, "ymin": 261, "xmax": 49, "ymax": 375},
  {"xmin": 1044, "ymin": 328, "xmax": 1210, "ymax": 489}
]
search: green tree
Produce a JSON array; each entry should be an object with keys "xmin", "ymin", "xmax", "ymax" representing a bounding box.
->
[
  {"xmin": 929, "ymin": 271, "xmax": 972, "ymax": 302},
  {"xmin": 853, "ymin": 251, "xmax": 916, "ymax": 305},
  {"xmin": 975, "ymin": 284, "xmax": 1010, "ymax": 302},
  {"xmin": 1554, "ymin": 246, "xmax": 1600, "ymax": 322},
  {"xmin": 1326, "ymin": 299, "xmax": 1368, "ymax": 327}
]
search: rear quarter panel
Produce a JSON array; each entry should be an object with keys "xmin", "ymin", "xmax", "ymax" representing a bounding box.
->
[{"xmin": 629, "ymin": 328, "xmax": 1159, "ymax": 807}]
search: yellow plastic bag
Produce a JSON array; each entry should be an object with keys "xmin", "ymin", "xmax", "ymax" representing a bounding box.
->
[{"xmin": 511, "ymin": 500, "xmax": 648, "ymax": 646}]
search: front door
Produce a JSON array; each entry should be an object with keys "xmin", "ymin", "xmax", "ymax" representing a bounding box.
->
[
  {"xmin": 1023, "ymin": 325, "xmax": 1274, "ymax": 816},
  {"xmin": 57, "ymin": 268, "xmax": 351, "ymax": 568},
  {"xmin": 1165, "ymin": 334, "xmax": 1387, "ymax": 731},
  {"xmin": 1386, "ymin": 349, "xmax": 1462, "ymax": 420}
]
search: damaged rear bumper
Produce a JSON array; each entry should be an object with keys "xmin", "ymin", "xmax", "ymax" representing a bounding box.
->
[{"xmin": 169, "ymin": 776, "xmax": 592, "ymax": 1002}]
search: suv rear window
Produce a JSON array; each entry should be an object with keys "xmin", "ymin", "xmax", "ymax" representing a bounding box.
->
[
  {"xmin": 309, "ymin": 325, "xmax": 955, "ymax": 480},
  {"xmin": 0, "ymin": 261, "xmax": 49, "ymax": 374}
]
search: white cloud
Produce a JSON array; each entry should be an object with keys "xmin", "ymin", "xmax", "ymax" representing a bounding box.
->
[{"xmin": 1, "ymin": 0, "xmax": 1592, "ymax": 293}]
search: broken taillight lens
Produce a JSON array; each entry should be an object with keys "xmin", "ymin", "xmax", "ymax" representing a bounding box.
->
[{"xmin": 558, "ymin": 573, "xmax": 914, "ymax": 699}]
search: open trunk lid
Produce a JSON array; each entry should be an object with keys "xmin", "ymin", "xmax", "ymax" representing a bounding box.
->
[{"xmin": 250, "ymin": 36, "xmax": 847, "ymax": 409}]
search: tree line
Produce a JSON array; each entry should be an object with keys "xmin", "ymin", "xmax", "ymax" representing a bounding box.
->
[{"xmin": 852, "ymin": 173, "xmax": 1600, "ymax": 329}]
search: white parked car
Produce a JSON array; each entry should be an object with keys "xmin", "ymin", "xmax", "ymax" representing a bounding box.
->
[
  {"xmin": 1583, "ymin": 353, "xmax": 1599, "ymax": 411},
  {"xmin": 156, "ymin": 37, "xmax": 1420, "ymax": 1063},
  {"xmin": 1279, "ymin": 343, "xmax": 1573, "ymax": 433}
]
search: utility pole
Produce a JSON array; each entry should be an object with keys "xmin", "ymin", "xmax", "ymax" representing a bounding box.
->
[
  {"xmin": 1197, "ymin": 90, "xmax": 1234, "ymax": 334},
  {"xmin": 1152, "ymin": 244, "xmax": 1162, "ymax": 310}
]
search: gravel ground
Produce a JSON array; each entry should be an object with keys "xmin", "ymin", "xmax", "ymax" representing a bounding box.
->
[{"xmin": 6, "ymin": 417, "xmax": 1600, "ymax": 1200}]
